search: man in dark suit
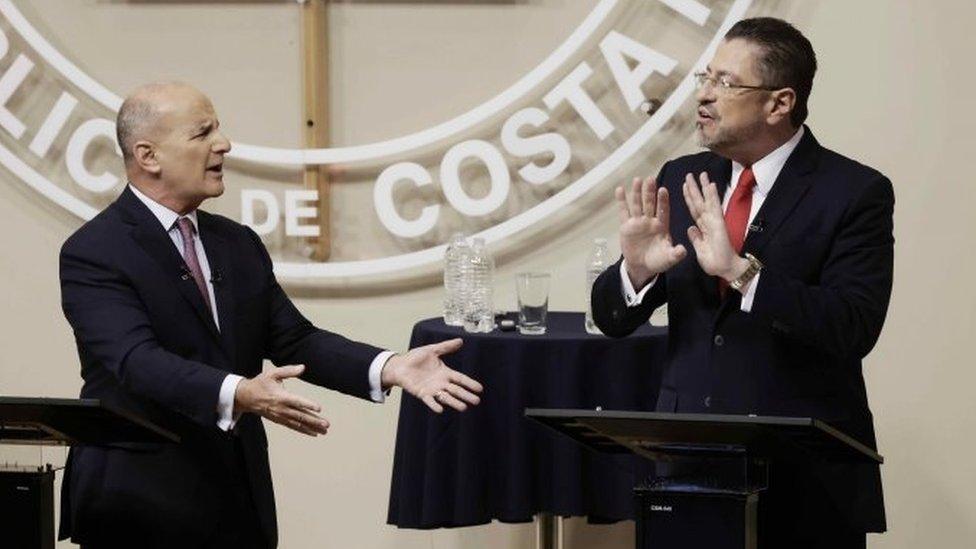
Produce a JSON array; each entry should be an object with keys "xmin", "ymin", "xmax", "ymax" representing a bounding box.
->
[
  {"xmin": 58, "ymin": 81, "xmax": 483, "ymax": 548},
  {"xmin": 592, "ymin": 18, "xmax": 893, "ymax": 548}
]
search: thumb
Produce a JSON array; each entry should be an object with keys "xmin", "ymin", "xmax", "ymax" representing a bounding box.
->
[
  {"xmin": 272, "ymin": 364, "xmax": 305, "ymax": 380},
  {"xmin": 687, "ymin": 226, "xmax": 708, "ymax": 257},
  {"xmin": 432, "ymin": 338, "xmax": 463, "ymax": 356},
  {"xmin": 669, "ymin": 244, "xmax": 687, "ymax": 265}
]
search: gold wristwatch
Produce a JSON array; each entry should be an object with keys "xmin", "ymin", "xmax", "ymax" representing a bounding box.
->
[{"xmin": 730, "ymin": 253, "xmax": 763, "ymax": 292}]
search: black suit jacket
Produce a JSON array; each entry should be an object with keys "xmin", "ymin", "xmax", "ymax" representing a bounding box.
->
[
  {"xmin": 58, "ymin": 186, "xmax": 383, "ymax": 547},
  {"xmin": 592, "ymin": 128, "xmax": 893, "ymax": 532}
]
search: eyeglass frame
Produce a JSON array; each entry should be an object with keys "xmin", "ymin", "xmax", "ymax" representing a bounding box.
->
[{"xmin": 693, "ymin": 71, "xmax": 783, "ymax": 93}]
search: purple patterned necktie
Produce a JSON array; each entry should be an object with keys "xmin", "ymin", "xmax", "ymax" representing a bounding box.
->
[{"xmin": 176, "ymin": 217, "xmax": 212, "ymax": 312}]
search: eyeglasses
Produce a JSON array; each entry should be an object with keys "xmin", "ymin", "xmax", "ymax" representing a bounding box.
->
[{"xmin": 693, "ymin": 72, "xmax": 780, "ymax": 94}]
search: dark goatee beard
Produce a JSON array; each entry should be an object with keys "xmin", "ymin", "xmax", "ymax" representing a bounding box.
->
[
  {"xmin": 696, "ymin": 122, "xmax": 755, "ymax": 153},
  {"xmin": 696, "ymin": 125, "xmax": 720, "ymax": 150}
]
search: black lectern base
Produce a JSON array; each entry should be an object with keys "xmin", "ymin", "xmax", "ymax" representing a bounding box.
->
[
  {"xmin": 1, "ymin": 397, "xmax": 181, "ymax": 549},
  {"xmin": 0, "ymin": 468, "xmax": 55, "ymax": 549},
  {"xmin": 635, "ymin": 487, "xmax": 758, "ymax": 549},
  {"xmin": 526, "ymin": 409, "xmax": 883, "ymax": 549}
]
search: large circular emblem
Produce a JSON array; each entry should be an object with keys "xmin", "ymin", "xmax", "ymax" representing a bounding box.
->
[{"xmin": 0, "ymin": 0, "xmax": 753, "ymax": 280}]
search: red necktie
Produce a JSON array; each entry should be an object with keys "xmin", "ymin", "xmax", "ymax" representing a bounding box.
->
[{"xmin": 719, "ymin": 167, "xmax": 756, "ymax": 296}]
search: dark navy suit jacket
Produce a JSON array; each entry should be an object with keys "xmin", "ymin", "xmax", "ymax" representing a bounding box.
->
[
  {"xmin": 58, "ymin": 186, "xmax": 382, "ymax": 547},
  {"xmin": 592, "ymin": 128, "xmax": 893, "ymax": 533}
]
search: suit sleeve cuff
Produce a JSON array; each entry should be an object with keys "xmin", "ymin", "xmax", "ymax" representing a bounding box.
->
[
  {"xmin": 620, "ymin": 259, "xmax": 657, "ymax": 307},
  {"xmin": 739, "ymin": 271, "xmax": 760, "ymax": 312},
  {"xmin": 368, "ymin": 351, "xmax": 396, "ymax": 403},
  {"xmin": 216, "ymin": 374, "xmax": 244, "ymax": 431}
]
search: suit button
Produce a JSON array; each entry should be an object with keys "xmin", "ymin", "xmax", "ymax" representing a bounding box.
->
[
  {"xmin": 704, "ymin": 396, "xmax": 712, "ymax": 408},
  {"xmin": 714, "ymin": 335, "xmax": 724, "ymax": 346}
]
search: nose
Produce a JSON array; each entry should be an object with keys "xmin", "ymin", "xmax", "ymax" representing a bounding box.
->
[
  {"xmin": 695, "ymin": 82, "xmax": 715, "ymax": 104},
  {"xmin": 213, "ymin": 130, "xmax": 231, "ymax": 154}
]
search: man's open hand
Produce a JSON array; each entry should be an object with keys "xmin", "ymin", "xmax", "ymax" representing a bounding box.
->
[
  {"xmin": 616, "ymin": 176, "xmax": 687, "ymax": 288},
  {"xmin": 682, "ymin": 172, "xmax": 748, "ymax": 281},
  {"xmin": 381, "ymin": 338, "xmax": 483, "ymax": 413},
  {"xmin": 234, "ymin": 365, "xmax": 330, "ymax": 437}
]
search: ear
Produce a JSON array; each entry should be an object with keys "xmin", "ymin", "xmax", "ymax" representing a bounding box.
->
[
  {"xmin": 132, "ymin": 140, "xmax": 161, "ymax": 175},
  {"xmin": 767, "ymin": 88, "xmax": 796, "ymax": 126}
]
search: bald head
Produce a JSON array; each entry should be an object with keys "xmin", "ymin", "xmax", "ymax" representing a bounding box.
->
[
  {"xmin": 116, "ymin": 81, "xmax": 208, "ymax": 164},
  {"xmin": 116, "ymin": 81, "xmax": 231, "ymax": 214}
]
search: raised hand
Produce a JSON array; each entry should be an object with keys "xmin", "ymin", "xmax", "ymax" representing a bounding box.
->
[
  {"xmin": 615, "ymin": 176, "xmax": 687, "ymax": 288},
  {"xmin": 682, "ymin": 172, "xmax": 745, "ymax": 280},
  {"xmin": 381, "ymin": 338, "xmax": 483, "ymax": 413},
  {"xmin": 234, "ymin": 365, "xmax": 331, "ymax": 437}
]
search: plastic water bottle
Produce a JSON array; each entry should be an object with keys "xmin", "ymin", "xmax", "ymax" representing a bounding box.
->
[
  {"xmin": 456, "ymin": 243, "xmax": 474, "ymax": 328},
  {"xmin": 463, "ymin": 238, "xmax": 495, "ymax": 333},
  {"xmin": 585, "ymin": 237, "xmax": 610, "ymax": 334},
  {"xmin": 443, "ymin": 233, "xmax": 468, "ymax": 326},
  {"xmin": 479, "ymin": 241, "xmax": 496, "ymax": 331}
]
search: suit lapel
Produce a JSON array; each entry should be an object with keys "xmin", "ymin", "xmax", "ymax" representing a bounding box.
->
[
  {"xmin": 741, "ymin": 129, "xmax": 820, "ymax": 255},
  {"xmin": 714, "ymin": 128, "xmax": 821, "ymax": 318},
  {"xmin": 198, "ymin": 213, "xmax": 238, "ymax": 369},
  {"xmin": 115, "ymin": 187, "xmax": 221, "ymax": 340}
]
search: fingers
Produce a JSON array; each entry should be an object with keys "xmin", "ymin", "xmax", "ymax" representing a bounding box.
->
[
  {"xmin": 417, "ymin": 368, "xmax": 484, "ymax": 414},
  {"xmin": 445, "ymin": 380, "xmax": 481, "ymax": 406},
  {"xmin": 687, "ymin": 225, "xmax": 704, "ymax": 248},
  {"xmin": 282, "ymin": 393, "xmax": 322, "ymax": 414},
  {"xmin": 628, "ymin": 177, "xmax": 642, "ymax": 217},
  {"xmin": 670, "ymin": 243, "xmax": 688, "ymax": 264},
  {"xmin": 640, "ymin": 177, "xmax": 657, "ymax": 219},
  {"xmin": 615, "ymin": 186, "xmax": 630, "ymax": 224},
  {"xmin": 268, "ymin": 404, "xmax": 329, "ymax": 436},
  {"xmin": 277, "ymin": 407, "xmax": 330, "ymax": 436},
  {"xmin": 422, "ymin": 394, "xmax": 445, "ymax": 414},
  {"xmin": 699, "ymin": 172, "xmax": 721, "ymax": 209},
  {"xmin": 656, "ymin": 187, "xmax": 671, "ymax": 227},
  {"xmin": 682, "ymin": 174, "xmax": 702, "ymax": 219},
  {"xmin": 619, "ymin": 176, "xmax": 663, "ymax": 221},
  {"xmin": 684, "ymin": 171, "xmax": 724, "ymax": 219},
  {"xmin": 433, "ymin": 390, "xmax": 468, "ymax": 412},
  {"xmin": 449, "ymin": 370, "xmax": 484, "ymax": 393},
  {"xmin": 698, "ymin": 171, "xmax": 711, "ymax": 188},
  {"xmin": 431, "ymin": 338, "xmax": 463, "ymax": 356},
  {"xmin": 272, "ymin": 364, "xmax": 305, "ymax": 380}
]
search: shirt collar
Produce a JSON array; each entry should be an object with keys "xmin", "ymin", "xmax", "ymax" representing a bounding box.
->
[
  {"xmin": 128, "ymin": 183, "xmax": 199, "ymax": 233},
  {"xmin": 730, "ymin": 126, "xmax": 805, "ymax": 197}
]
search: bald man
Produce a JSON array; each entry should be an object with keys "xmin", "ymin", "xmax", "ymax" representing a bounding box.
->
[{"xmin": 58, "ymin": 82, "xmax": 482, "ymax": 549}]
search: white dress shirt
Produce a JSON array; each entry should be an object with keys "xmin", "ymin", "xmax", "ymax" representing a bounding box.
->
[
  {"xmin": 128, "ymin": 185, "xmax": 393, "ymax": 432},
  {"xmin": 620, "ymin": 127, "xmax": 805, "ymax": 312}
]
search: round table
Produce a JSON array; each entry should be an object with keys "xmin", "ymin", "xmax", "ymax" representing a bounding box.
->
[{"xmin": 387, "ymin": 312, "xmax": 667, "ymax": 529}]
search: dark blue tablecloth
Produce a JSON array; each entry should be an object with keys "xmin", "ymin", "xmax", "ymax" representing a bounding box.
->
[{"xmin": 387, "ymin": 312, "xmax": 667, "ymax": 528}]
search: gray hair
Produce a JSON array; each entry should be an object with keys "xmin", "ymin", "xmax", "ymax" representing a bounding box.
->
[
  {"xmin": 116, "ymin": 95, "xmax": 159, "ymax": 163},
  {"xmin": 116, "ymin": 81, "xmax": 194, "ymax": 163}
]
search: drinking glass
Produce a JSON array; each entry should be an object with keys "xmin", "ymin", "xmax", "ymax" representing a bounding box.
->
[{"xmin": 516, "ymin": 272, "xmax": 550, "ymax": 335}]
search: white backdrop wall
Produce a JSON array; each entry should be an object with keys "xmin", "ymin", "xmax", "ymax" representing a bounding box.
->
[{"xmin": 0, "ymin": 1, "xmax": 974, "ymax": 547}]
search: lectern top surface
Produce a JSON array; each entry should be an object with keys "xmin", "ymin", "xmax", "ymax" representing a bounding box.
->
[
  {"xmin": 525, "ymin": 408, "xmax": 882, "ymax": 465},
  {"xmin": 0, "ymin": 396, "xmax": 179, "ymax": 446}
]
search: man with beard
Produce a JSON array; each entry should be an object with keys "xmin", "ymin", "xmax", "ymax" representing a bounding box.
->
[{"xmin": 591, "ymin": 17, "xmax": 893, "ymax": 548}]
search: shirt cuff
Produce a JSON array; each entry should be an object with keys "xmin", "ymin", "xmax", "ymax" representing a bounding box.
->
[
  {"xmin": 739, "ymin": 271, "xmax": 760, "ymax": 312},
  {"xmin": 216, "ymin": 374, "xmax": 244, "ymax": 431},
  {"xmin": 619, "ymin": 259, "xmax": 657, "ymax": 307},
  {"xmin": 368, "ymin": 350, "xmax": 396, "ymax": 403}
]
